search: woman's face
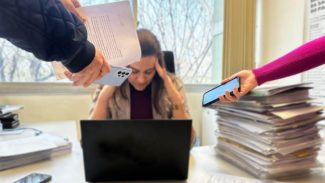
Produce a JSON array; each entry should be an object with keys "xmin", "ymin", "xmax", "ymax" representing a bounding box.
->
[{"xmin": 128, "ymin": 55, "xmax": 157, "ymax": 91}]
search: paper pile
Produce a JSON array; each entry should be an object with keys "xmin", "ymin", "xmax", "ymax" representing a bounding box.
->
[
  {"xmin": 0, "ymin": 129, "xmax": 71, "ymax": 170},
  {"xmin": 209, "ymin": 83, "xmax": 324, "ymax": 179}
]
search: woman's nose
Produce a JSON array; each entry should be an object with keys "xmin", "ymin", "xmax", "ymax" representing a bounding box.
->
[{"xmin": 136, "ymin": 74, "xmax": 147, "ymax": 84}]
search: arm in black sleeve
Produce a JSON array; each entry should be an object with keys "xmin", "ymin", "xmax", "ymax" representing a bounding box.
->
[{"xmin": 0, "ymin": 0, "xmax": 95, "ymax": 73}]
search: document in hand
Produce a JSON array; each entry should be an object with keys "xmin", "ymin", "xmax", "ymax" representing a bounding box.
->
[
  {"xmin": 81, "ymin": 1, "xmax": 141, "ymax": 67},
  {"xmin": 52, "ymin": 1, "xmax": 141, "ymax": 85}
]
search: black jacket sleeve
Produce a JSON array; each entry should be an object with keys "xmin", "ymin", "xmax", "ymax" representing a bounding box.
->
[{"xmin": 0, "ymin": 0, "xmax": 95, "ymax": 73}]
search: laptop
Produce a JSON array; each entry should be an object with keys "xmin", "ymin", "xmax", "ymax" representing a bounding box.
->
[{"xmin": 80, "ymin": 119, "xmax": 192, "ymax": 182}]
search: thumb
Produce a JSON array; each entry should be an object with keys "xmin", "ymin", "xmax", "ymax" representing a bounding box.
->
[
  {"xmin": 221, "ymin": 74, "xmax": 237, "ymax": 84},
  {"xmin": 72, "ymin": 0, "xmax": 81, "ymax": 8}
]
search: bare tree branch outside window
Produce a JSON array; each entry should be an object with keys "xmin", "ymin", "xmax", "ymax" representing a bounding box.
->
[
  {"xmin": 0, "ymin": 39, "xmax": 55, "ymax": 82},
  {"xmin": 0, "ymin": 0, "xmax": 219, "ymax": 84},
  {"xmin": 138, "ymin": 0, "xmax": 216, "ymax": 84}
]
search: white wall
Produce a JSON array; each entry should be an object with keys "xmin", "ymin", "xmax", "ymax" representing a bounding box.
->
[
  {"xmin": 0, "ymin": 92, "xmax": 203, "ymax": 141},
  {"xmin": 0, "ymin": 95, "xmax": 92, "ymax": 122},
  {"xmin": 201, "ymin": 108, "xmax": 218, "ymax": 145},
  {"xmin": 255, "ymin": 0, "xmax": 306, "ymax": 85}
]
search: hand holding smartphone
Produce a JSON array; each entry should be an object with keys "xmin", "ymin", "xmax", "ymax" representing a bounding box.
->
[
  {"xmin": 202, "ymin": 77, "xmax": 240, "ymax": 107},
  {"xmin": 52, "ymin": 61, "xmax": 131, "ymax": 86}
]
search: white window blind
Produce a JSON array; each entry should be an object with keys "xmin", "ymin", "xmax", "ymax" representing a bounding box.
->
[{"xmin": 304, "ymin": 0, "xmax": 325, "ymax": 104}]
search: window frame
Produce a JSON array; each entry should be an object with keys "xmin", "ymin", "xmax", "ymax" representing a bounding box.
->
[{"xmin": 0, "ymin": 0, "xmax": 256, "ymax": 95}]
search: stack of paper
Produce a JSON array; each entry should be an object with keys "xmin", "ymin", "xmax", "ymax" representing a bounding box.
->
[
  {"xmin": 0, "ymin": 129, "xmax": 71, "ymax": 170},
  {"xmin": 209, "ymin": 83, "xmax": 324, "ymax": 179}
]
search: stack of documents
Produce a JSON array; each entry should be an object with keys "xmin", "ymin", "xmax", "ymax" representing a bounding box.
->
[
  {"xmin": 209, "ymin": 83, "xmax": 324, "ymax": 179},
  {"xmin": 0, "ymin": 128, "xmax": 71, "ymax": 170}
]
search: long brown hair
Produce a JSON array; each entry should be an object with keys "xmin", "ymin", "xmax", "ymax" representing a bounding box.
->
[{"xmin": 92, "ymin": 29, "xmax": 166, "ymax": 115}]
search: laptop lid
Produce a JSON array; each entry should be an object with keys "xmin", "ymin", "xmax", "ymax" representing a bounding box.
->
[{"xmin": 80, "ymin": 119, "xmax": 192, "ymax": 182}]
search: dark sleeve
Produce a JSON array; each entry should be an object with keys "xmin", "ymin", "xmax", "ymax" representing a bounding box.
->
[{"xmin": 0, "ymin": 0, "xmax": 95, "ymax": 73}]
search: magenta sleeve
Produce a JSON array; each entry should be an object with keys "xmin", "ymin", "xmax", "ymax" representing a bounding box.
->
[{"xmin": 252, "ymin": 36, "xmax": 325, "ymax": 85}]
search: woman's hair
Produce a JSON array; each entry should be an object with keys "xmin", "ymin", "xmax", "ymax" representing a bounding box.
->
[{"xmin": 92, "ymin": 28, "xmax": 166, "ymax": 115}]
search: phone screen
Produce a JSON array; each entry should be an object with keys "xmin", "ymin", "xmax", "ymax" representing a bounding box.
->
[
  {"xmin": 14, "ymin": 173, "xmax": 51, "ymax": 183},
  {"xmin": 202, "ymin": 77, "xmax": 240, "ymax": 106}
]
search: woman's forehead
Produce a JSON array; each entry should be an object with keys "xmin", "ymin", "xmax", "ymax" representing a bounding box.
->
[{"xmin": 130, "ymin": 56, "xmax": 157, "ymax": 70}]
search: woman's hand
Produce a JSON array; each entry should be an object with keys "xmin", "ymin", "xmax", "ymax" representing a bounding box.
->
[
  {"xmin": 155, "ymin": 62, "xmax": 183, "ymax": 103},
  {"xmin": 219, "ymin": 70, "xmax": 258, "ymax": 103},
  {"xmin": 156, "ymin": 62, "xmax": 189, "ymax": 119}
]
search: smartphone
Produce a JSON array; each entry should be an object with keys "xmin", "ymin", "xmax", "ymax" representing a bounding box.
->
[
  {"xmin": 202, "ymin": 77, "xmax": 240, "ymax": 107},
  {"xmin": 94, "ymin": 65, "xmax": 132, "ymax": 86},
  {"xmin": 14, "ymin": 173, "xmax": 51, "ymax": 183}
]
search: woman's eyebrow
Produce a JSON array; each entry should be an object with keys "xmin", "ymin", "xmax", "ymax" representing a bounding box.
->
[
  {"xmin": 145, "ymin": 67, "xmax": 155, "ymax": 72},
  {"xmin": 128, "ymin": 66, "xmax": 140, "ymax": 72}
]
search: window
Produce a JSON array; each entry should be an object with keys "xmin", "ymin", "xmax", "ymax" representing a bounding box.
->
[
  {"xmin": 138, "ymin": 0, "xmax": 223, "ymax": 84},
  {"xmin": 0, "ymin": 40, "xmax": 55, "ymax": 82},
  {"xmin": 0, "ymin": 0, "xmax": 222, "ymax": 84},
  {"xmin": 0, "ymin": 0, "xmax": 126, "ymax": 82},
  {"xmin": 304, "ymin": 0, "xmax": 325, "ymax": 104}
]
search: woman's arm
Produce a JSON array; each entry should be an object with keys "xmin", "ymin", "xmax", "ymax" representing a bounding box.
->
[
  {"xmin": 219, "ymin": 35, "xmax": 325, "ymax": 103},
  {"xmin": 155, "ymin": 62, "xmax": 196, "ymax": 144},
  {"xmin": 155, "ymin": 62, "xmax": 189, "ymax": 119},
  {"xmin": 168, "ymin": 76, "xmax": 196, "ymax": 145},
  {"xmin": 253, "ymin": 35, "xmax": 325, "ymax": 85},
  {"xmin": 169, "ymin": 81, "xmax": 190, "ymax": 119},
  {"xmin": 89, "ymin": 86, "xmax": 116, "ymax": 120}
]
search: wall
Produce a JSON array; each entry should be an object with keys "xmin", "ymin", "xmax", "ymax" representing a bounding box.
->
[
  {"xmin": 255, "ymin": 0, "xmax": 306, "ymax": 85},
  {"xmin": 0, "ymin": 92, "xmax": 203, "ymax": 140},
  {"xmin": 0, "ymin": 95, "xmax": 92, "ymax": 122}
]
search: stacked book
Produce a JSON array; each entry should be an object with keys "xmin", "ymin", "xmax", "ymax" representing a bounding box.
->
[
  {"xmin": 0, "ymin": 128, "xmax": 72, "ymax": 170},
  {"xmin": 0, "ymin": 105, "xmax": 24, "ymax": 129},
  {"xmin": 209, "ymin": 83, "xmax": 324, "ymax": 179}
]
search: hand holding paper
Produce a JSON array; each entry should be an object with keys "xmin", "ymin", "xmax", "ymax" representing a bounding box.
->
[{"xmin": 53, "ymin": 1, "xmax": 141, "ymax": 86}]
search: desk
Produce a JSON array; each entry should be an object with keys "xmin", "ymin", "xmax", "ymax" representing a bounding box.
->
[{"xmin": 1, "ymin": 121, "xmax": 324, "ymax": 183}]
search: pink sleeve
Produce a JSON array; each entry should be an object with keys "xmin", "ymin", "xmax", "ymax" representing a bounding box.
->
[{"xmin": 252, "ymin": 36, "xmax": 325, "ymax": 85}]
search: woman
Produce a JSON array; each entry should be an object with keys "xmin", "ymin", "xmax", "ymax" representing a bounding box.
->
[
  {"xmin": 89, "ymin": 29, "xmax": 196, "ymax": 143},
  {"xmin": 219, "ymin": 35, "xmax": 325, "ymax": 102}
]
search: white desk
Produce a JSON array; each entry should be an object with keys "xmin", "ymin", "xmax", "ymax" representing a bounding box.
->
[{"xmin": 1, "ymin": 121, "xmax": 324, "ymax": 183}]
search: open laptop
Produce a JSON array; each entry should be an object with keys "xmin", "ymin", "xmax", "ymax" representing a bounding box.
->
[{"xmin": 80, "ymin": 119, "xmax": 192, "ymax": 182}]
